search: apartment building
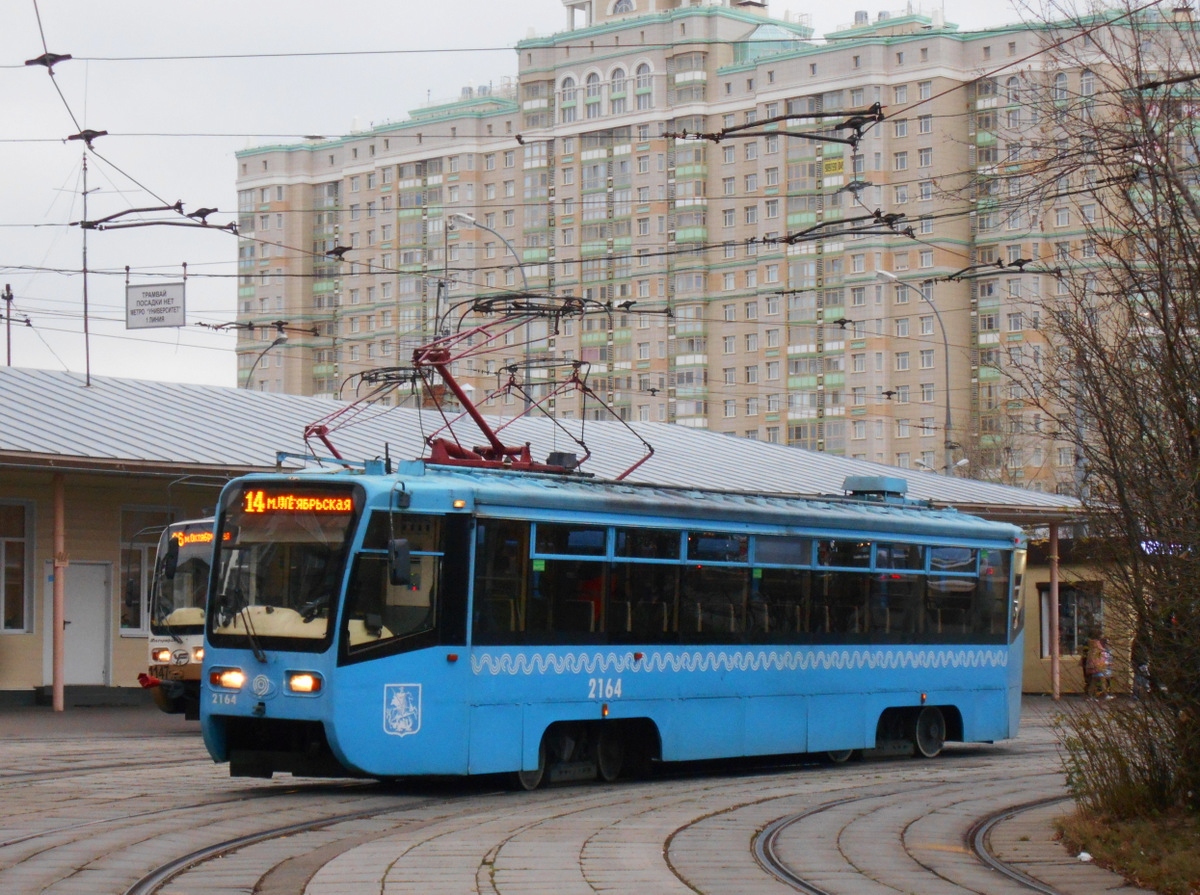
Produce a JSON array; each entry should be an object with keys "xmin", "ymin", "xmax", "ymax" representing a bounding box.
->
[{"xmin": 234, "ymin": 0, "xmax": 1081, "ymax": 492}]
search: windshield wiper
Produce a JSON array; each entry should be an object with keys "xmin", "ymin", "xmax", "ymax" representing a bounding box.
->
[
  {"xmin": 217, "ymin": 590, "xmax": 267, "ymax": 663},
  {"xmin": 237, "ymin": 607, "xmax": 268, "ymax": 664}
]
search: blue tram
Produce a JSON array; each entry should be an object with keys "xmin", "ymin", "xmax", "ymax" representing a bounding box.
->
[{"xmin": 200, "ymin": 462, "xmax": 1026, "ymax": 787}]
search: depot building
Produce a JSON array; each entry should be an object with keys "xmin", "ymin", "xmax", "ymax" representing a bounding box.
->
[{"xmin": 0, "ymin": 367, "xmax": 1089, "ymax": 707}]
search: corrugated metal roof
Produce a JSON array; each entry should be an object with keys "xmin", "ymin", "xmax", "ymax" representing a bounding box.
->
[{"xmin": 0, "ymin": 367, "xmax": 1082, "ymax": 525}]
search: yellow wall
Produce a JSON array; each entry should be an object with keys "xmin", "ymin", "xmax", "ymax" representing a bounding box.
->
[
  {"xmin": 1021, "ymin": 560, "xmax": 1130, "ymax": 695},
  {"xmin": 0, "ymin": 470, "xmax": 218, "ymax": 697}
]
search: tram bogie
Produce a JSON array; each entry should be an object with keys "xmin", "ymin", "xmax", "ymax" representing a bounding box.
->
[{"xmin": 510, "ymin": 717, "xmax": 659, "ymax": 789}]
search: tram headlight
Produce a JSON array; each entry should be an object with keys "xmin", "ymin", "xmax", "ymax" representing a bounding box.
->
[
  {"xmin": 193, "ymin": 646, "xmax": 205, "ymax": 662},
  {"xmin": 209, "ymin": 668, "xmax": 246, "ymax": 690},
  {"xmin": 151, "ymin": 648, "xmax": 172, "ymax": 663},
  {"xmin": 287, "ymin": 672, "xmax": 323, "ymax": 694}
]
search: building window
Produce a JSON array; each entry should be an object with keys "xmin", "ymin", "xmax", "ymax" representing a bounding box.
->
[
  {"xmin": 1, "ymin": 503, "xmax": 30, "ymax": 632},
  {"xmin": 1040, "ymin": 582, "xmax": 1103, "ymax": 658}
]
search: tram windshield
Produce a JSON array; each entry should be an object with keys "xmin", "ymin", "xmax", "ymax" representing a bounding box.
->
[
  {"xmin": 150, "ymin": 519, "xmax": 217, "ymax": 634},
  {"xmin": 209, "ymin": 483, "xmax": 360, "ymax": 651}
]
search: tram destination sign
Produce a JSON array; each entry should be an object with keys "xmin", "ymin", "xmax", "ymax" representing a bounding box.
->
[{"xmin": 126, "ymin": 282, "xmax": 185, "ymax": 329}]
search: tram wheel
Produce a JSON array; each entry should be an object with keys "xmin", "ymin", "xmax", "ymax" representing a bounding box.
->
[
  {"xmin": 911, "ymin": 706, "xmax": 946, "ymax": 759},
  {"xmin": 825, "ymin": 749, "xmax": 854, "ymax": 764},
  {"xmin": 512, "ymin": 738, "xmax": 548, "ymax": 791},
  {"xmin": 596, "ymin": 726, "xmax": 624, "ymax": 782}
]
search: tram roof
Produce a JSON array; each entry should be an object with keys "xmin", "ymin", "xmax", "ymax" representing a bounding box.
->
[
  {"xmin": 0, "ymin": 367, "xmax": 1082, "ymax": 527},
  {"xmin": 394, "ymin": 464, "xmax": 1021, "ymax": 542}
]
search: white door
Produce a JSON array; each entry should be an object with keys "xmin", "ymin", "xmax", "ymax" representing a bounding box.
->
[{"xmin": 43, "ymin": 561, "xmax": 111, "ymax": 685}]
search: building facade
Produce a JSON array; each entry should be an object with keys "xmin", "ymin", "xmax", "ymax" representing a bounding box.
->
[
  {"xmin": 0, "ymin": 367, "xmax": 1086, "ymax": 701},
  {"xmin": 234, "ymin": 0, "xmax": 1085, "ymax": 493}
]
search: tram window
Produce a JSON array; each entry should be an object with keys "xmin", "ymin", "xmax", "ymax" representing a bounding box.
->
[
  {"xmin": 811, "ymin": 570, "xmax": 873, "ymax": 634},
  {"xmin": 344, "ymin": 553, "xmax": 437, "ymax": 651},
  {"xmin": 534, "ymin": 523, "xmax": 606, "ymax": 556},
  {"xmin": 753, "ymin": 567, "xmax": 813, "ymax": 635},
  {"xmin": 868, "ymin": 572, "xmax": 922, "ymax": 634},
  {"xmin": 528, "ymin": 557, "xmax": 606, "ymax": 640},
  {"xmin": 472, "ymin": 519, "xmax": 529, "ymax": 644},
  {"xmin": 616, "ymin": 528, "xmax": 681, "ymax": 560},
  {"xmin": 345, "ymin": 512, "xmax": 442, "ymax": 653},
  {"xmin": 362, "ymin": 512, "xmax": 440, "ymax": 552},
  {"xmin": 680, "ymin": 565, "xmax": 748, "ymax": 639},
  {"xmin": 926, "ymin": 546, "xmax": 977, "ymax": 634},
  {"xmin": 611, "ymin": 559, "xmax": 677, "ymax": 642},
  {"xmin": 877, "ymin": 543, "xmax": 924, "ymax": 570},
  {"xmin": 1010, "ymin": 550, "xmax": 1027, "ymax": 633},
  {"xmin": 754, "ymin": 535, "xmax": 812, "ymax": 566},
  {"xmin": 687, "ymin": 531, "xmax": 748, "ymax": 563},
  {"xmin": 977, "ymin": 549, "xmax": 1012, "ymax": 636},
  {"xmin": 930, "ymin": 545, "xmax": 976, "ymax": 575},
  {"xmin": 819, "ymin": 540, "xmax": 871, "ymax": 568}
]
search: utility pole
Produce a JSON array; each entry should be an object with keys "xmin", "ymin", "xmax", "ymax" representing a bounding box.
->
[
  {"xmin": 81, "ymin": 154, "xmax": 92, "ymax": 386},
  {"xmin": 3, "ymin": 284, "xmax": 13, "ymax": 366}
]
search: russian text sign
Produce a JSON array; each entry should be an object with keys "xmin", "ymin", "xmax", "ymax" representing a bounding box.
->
[{"xmin": 126, "ymin": 282, "xmax": 185, "ymax": 329}]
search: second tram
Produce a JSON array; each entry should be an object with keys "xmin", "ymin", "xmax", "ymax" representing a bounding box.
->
[
  {"xmin": 141, "ymin": 518, "xmax": 217, "ymax": 719},
  {"xmin": 200, "ymin": 463, "xmax": 1026, "ymax": 787}
]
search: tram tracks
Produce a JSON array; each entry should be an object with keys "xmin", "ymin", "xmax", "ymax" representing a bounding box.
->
[
  {"xmin": 121, "ymin": 760, "xmax": 1073, "ymax": 895},
  {"xmin": 751, "ymin": 777, "xmax": 1074, "ymax": 895},
  {"xmin": 2, "ymin": 710, "xmax": 1081, "ymax": 895},
  {"xmin": 968, "ymin": 796, "xmax": 1074, "ymax": 895},
  {"xmin": 123, "ymin": 801, "xmax": 431, "ymax": 895},
  {"xmin": 0, "ymin": 756, "xmax": 201, "ymax": 788},
  {"xmin": 0, "ymin": 780, "xmax": 374, "ymax": 850}
]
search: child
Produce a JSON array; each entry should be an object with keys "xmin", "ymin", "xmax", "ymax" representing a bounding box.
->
[{"xmin": 1086, "ymin": 637, "xmax": 1113, "ymax": 697}]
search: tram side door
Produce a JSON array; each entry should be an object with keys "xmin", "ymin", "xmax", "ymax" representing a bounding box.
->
[{"xmin": 43, "ymin": 560, "xmax": 112, "ymax": 685}]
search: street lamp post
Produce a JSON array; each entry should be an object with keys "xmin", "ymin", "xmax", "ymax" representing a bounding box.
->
[
  {"xmin": 448, "ymin": 212, "xmax": 531, "ymax": 408},
  {"xmin": 245, "ymin": 322, "xmax": 288, "ymax": 391},
  {"xmin": 878, "ymin": 271, "xmax": 955, "ymax": 475}
]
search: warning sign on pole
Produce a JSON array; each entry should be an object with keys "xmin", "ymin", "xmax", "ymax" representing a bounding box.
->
[{"xmin": 126, "ymin": 282, "xmax": 185, "ymax": 329}]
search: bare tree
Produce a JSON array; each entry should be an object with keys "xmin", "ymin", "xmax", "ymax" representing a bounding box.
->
[{"xmin": 995, "ymin": 1, "xmax": 1200, "ymax": 811}]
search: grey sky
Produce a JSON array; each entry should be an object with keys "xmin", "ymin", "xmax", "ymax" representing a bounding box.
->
[{"xmin": 2, "ymin": 0, "xmax": 1021, "ymax": 386}]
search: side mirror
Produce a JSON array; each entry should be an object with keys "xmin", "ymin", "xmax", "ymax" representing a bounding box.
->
[
  {"xmin": 164, "ymin": 536, "xmax": 180, "ymax": 580},
  {"xmin": 388, "ymin": 538, "xmax": 411, "ymax": 587}
]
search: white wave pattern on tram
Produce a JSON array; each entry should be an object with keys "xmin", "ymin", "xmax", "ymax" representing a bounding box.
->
[{"xmin": 470, "ymin": 647, "xmax": 1009, "ymax": 676}]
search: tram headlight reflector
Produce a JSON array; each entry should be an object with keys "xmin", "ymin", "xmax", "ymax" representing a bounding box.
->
[
  {"xmin": 151, "ymin": 648, "xmax": 172, "ymax": 663},
  {"xmin": 210, "ymin": 668, "xmax": 246, "ymax": 690},
  {"xmin": 288, "ymin": 672, "xmax": 323, "ymax": 694},
  {"xmin": 193, "ymin": 646, "xmax": 205, "ymax": 662}
]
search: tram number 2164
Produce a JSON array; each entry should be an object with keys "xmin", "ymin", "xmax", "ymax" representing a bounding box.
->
[{"xmin": 588, "ymin": 678, "xmax": 622, "ymax": 699}]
